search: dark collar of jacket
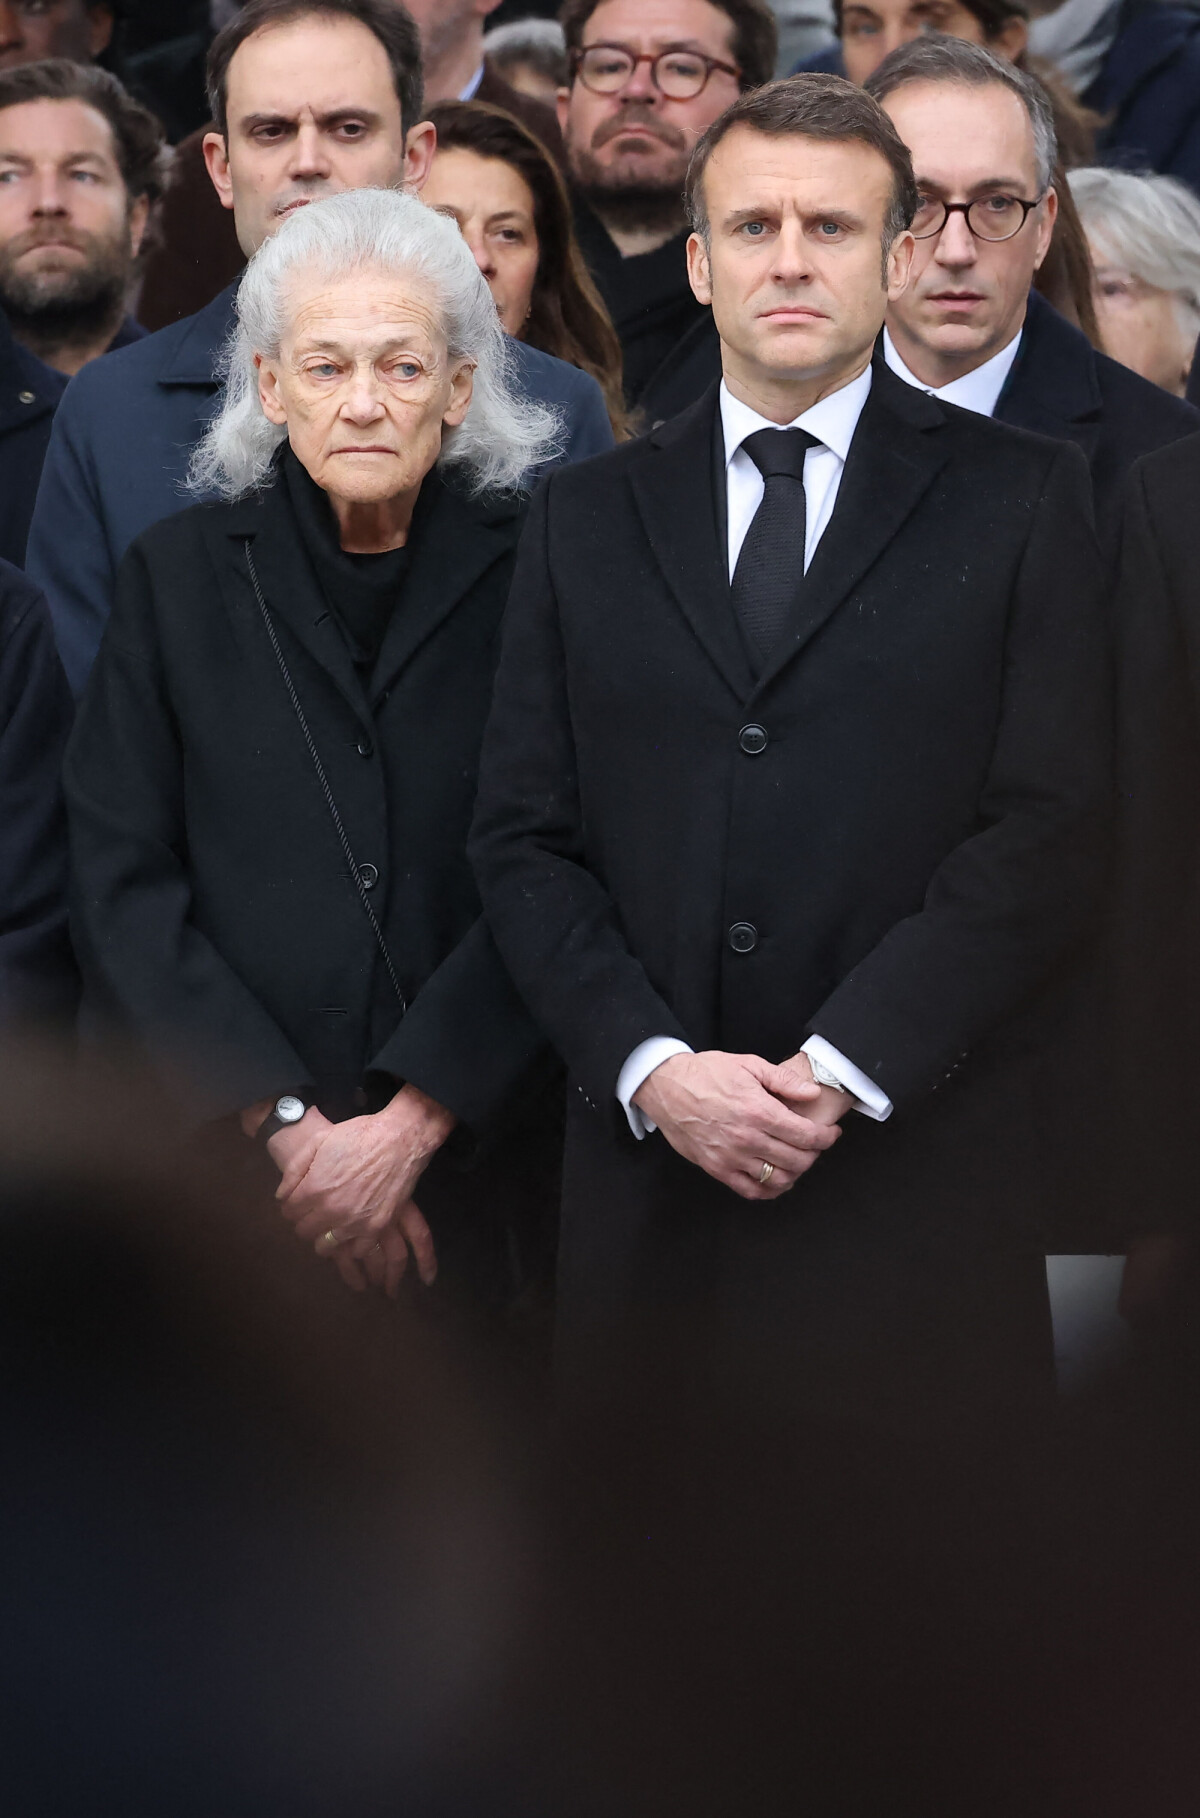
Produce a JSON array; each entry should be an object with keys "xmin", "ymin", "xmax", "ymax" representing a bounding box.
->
[
  {"xmin": 994, "ymin": 289, "xmax": 1102, "ymax": 453},
  {"xmin": 109, "ymin": 314, "xmax": 150, "ymax": 354},
  {"xmin": 213, "ymin": 454, "xmax": 525, "ymax": 727},
  {"xmin": 158, "ymin": 279, "xmax": 239, "ymax": 389},
  {"xmin": 630, "ymin": 360, "xmax": 948, "ymax": 703},
  {"xmin": 0, "ymin": 304, "xmax": 64, "ymax": 436}
]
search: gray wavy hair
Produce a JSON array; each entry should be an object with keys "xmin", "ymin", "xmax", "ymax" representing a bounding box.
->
[
  {"xmin": 1069, "ymin": 166, "xmax": 1200, "ymax": 344},
  {"xmin": 188, "ymin": 186, "xmax": 561, "ymax": 500}
]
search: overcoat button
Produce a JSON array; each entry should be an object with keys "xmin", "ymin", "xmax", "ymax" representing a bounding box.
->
[
  {"xmin": 739, "ymin": 723, "xmax": 768, "ymax": 755},
  {"xmin": 357, "ymin": 737, "xmax": 373, "ymax": 757},
  {"xmin": 17, "ymin": 390, "xmax": 34, "ymax": 405},
  {"xmin": 359, "ymin": 863, "xmax": 379, "ymax": 889},
  {"xmin": 728, "ymin": 921, "xmax": 758, "ymax": 953}
]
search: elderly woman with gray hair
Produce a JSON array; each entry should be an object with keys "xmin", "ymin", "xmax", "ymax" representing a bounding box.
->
[
  {"xmin": 65, "ymin": 186, "xmax": 560, "ymax": 1306},
  {"xmin": 1069, "ymin": 167, "xmax": 1200, "ymax": 398}
]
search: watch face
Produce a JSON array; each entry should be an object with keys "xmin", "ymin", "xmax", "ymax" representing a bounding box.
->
[{"xmin": 275, "ymin": 1095, "xmax": 306, "ymax": 1125}]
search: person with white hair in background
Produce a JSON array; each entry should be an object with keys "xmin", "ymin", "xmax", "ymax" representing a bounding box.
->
[
  {"xmin": 64, "ymin": 185, "xmax": 560, "ymax": 1316},
  {"xmin": 1069, "ymin": 166, "xmax": 1200, "ymax": 399}
]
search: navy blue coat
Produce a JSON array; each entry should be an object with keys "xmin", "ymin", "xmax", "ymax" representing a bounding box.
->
[
  {"xmin": 28, "ymin": 281, "xmax": 615, "ymax": 695},
  {"xmin": 0, "ymin": 309, "xmax": 64, "ymax": 571},
  {"xmin": 1086, "ymin": 1, "xmax": 1200, "ymax": 196},
  {"xmin": 0, "ymin": 561, "xmax": 75, "ymax": 1021}
]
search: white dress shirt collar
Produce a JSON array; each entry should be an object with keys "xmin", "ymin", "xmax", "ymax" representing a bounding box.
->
[
  {"xmin": 459, "ymin": 62, "xmax": 486, "ymax": 100},
  {"xmin": 881, "ymin": 324, "xmax": 1023, "ymax": 418},
  {"xmin": 718, "ymin": 364, "xmax": 873, "ymax": 471}
]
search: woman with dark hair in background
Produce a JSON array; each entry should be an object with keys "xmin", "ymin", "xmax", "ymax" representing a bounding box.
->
[{"xmin": 423, "ymin": 100, "xmax": 630, "ymax": 439}]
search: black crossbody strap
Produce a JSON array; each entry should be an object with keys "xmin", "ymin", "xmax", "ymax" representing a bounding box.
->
[{"xmin": 243, "ymin": 539, "xmax": 406, "ymax": 1012}]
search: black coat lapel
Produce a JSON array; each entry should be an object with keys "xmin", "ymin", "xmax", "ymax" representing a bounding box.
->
[
  {"xmin": 368, "ymin": 471, "xmax": 522, "ymax": 706},
  {"xmin": 994, "ymin": 289, "xmax": 1102, "ymax": 468},
  {"xmin": 629, "ymin": 384, "xmax": 755, "ymax": 701},
  {"xmin": 219, "ymin": 475, "xmax": 370, "ymax": 729},
  {"xmin": 755, "ymin": 365, "xmax": 948, "ymax": 693}
]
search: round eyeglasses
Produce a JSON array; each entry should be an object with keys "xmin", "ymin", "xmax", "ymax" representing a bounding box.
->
[
  {"xmin": 911, "ymin": 193, "xmax": 1045, "ymax": 243},
  {"xmin": 572, "ymin": 43, "xmax": 741, "ymax": 101}
]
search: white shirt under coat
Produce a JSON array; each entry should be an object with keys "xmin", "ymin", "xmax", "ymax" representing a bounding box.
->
[
  {"xmin": 882, "ymin": 325, "xmax": 1023, "ymax": 416},
  {"xmin": 617, "ymin": 368, "xmax": 894, "ymax": 1138}
]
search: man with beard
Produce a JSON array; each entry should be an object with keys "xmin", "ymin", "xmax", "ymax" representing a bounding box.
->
[
  {"xmin": 0, "ymin": 0, "xmax": 114, "ymax": 71},
  {"xmin": 558, "ymin": 0, "xmax": 777, "ymax": 414},
  {"xmin": 0, "ymin": 60, "xmax": 169, "ymax": 374}
]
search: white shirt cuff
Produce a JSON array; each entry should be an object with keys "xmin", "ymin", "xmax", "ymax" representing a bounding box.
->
[
  {"xmin": 616, "ymin": 1037, "xmax": 694, "ymax": 1138},
  {"xmin": 801, "ymin": 1035, "xmax": 893, "ymax": 1121}
]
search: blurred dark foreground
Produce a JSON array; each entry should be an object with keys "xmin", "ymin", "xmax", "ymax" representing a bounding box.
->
[{"xmin": 2, "ymin": 1038, "xmax": 1200, "ymax": 1817}]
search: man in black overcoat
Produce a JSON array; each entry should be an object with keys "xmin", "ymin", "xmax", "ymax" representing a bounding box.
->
[{"xmin": 470, "ymin": 74, "xmax": 1111, "ymax": 1428}]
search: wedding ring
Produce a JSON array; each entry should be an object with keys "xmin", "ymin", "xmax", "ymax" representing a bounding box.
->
[
  {"xmin": 758, "ymin": 1161, "xmax": 774, "ymax": 1187},
  {"xmin": 317, "ymin": 1228, "xmax": 341, "ymax": 1255}
]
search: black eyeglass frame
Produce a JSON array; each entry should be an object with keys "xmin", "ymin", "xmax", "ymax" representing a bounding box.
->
[
  {"xmin": 910, "ymin": 193, "xmax": 1048, "ymax": 243},
  {"xmin": 570, "ymin": 43, "xmax": 743, "ymax": 99}
]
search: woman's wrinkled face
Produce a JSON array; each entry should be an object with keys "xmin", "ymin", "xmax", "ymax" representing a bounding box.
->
[
  {"xmin": 255, "ymin": 264, "xmax": 475, "ymax": 502},
  {"xmin": 421, "ymin": 148, "xmax": 541, "ymax": 337},
  {"xmin": 1089, "ymin": 249, "xmax": 1196, "ymax": 397}
]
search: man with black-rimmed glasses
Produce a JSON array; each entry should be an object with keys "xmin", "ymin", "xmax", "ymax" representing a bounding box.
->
[
  {"xmin": 866, "ymin": 34, "xmax": 1197, "ymax": 538},
  {"xmin": 558, "ymin": 0, "xmax": 777, "ymax": 410}
]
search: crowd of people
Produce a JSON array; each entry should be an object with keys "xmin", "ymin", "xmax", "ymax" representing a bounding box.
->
[{"xmin": 9, "ymin": 0, "xmax": 1200, "ymax": 1765}]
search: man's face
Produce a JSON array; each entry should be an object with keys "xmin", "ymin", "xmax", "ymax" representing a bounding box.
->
[
  {"xmin": 559, "ymin": 0, "xmax": 743, "ymax": 213},
  {"xmin": 839, "ymin": 0, "xmax": 1024, "ymax": 88},
  {"xmin": 256, "ymin": 266, "xmax": 475, "ymax": 506},
  {"xmin": 0, "ymin": 97, "xmax": 145, "ymax": 320},
  {"xmin": 203, "ymin": 15, "xmax": 435, "ymax": 258},
  {"xmin": 0, "ymin": 0, "xmax": 112, "ymax": 70},
  {"xmin": 881, "ymin": 80, "xmax": 1055, "ymax": 381},
  {"xmin": 687, "ymin": 125, "xmax": 913, "ymax": 405}
]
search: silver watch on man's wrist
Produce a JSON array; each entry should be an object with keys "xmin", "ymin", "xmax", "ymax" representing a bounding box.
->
[
  {"xmin": 257, "ymin": 1094, "xmax": 309, "ymax": 1143},
  {"xmin": 808, "ymin": 1054, "xmax": 848, "ymax": 1094}
]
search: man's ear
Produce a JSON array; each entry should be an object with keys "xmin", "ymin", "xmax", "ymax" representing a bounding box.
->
[
  {"xmin": 1032, "ymin": 186, "xmax": 1058, "ymax": 273},
  {"xmin": 256, "ymin": 353, "xmax": 288, "ymax": 427},
  {"xmin": 127, "ymin": 193, "xmax": 151, "ymax": 261},
  {"xmin": 687, "ymin": 230, "xmax": 713, "ymax": 305},
  {"xmin": 556, "ymin": 87, "xmax": 571, "ymax": 137},
  {"xmin": 202, "ymin": 132, "xmax": 234, "ymax": 213},
  {"xmin": 404, "ymin": 120, "xmax": 437, "ymax": 192},
  {"xmin": 886, "ymin": 228, "xmax": 915, "ymax": 301},
  {"xmin": 991, "ymin": 16, "xmax": 1029, "ymax": 59}
]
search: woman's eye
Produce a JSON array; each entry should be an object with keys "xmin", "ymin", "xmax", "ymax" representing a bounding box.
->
[{"xmin": 308, "ymin": 362, "xmax": 339, "ymax": 378}]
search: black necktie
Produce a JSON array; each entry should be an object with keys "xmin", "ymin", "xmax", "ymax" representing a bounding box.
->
[{"xmin": 730, "ymin": 427, "xmax": 818, "ymax": 665}]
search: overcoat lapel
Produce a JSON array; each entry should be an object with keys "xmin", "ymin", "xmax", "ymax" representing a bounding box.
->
[
  {"xmin": 754, "ymin": 369, "xmax": 949, "ymax": 694},
  {"xmin": 369, "ymin": 472, "xmax": 522, "ymax": 706},
  {"xmin": 220, "ymin": 477, "xmax": 370, "ymax": 730},
  {"xmin": 630, "ymin": 385, "xmax": 756, "ymax": 701},
  {"xmin": 994, "ymin": 290, "xmax": 1102, "ymax": 468}
]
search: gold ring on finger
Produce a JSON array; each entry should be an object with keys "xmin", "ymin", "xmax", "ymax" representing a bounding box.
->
[
  {"xmin": 317, "ymin": 1228, "xmax": 341, "ymax": 1255},
  {"xmin": 758, "ymin": 1161, "xmax": 774, "ymax": 1187}
]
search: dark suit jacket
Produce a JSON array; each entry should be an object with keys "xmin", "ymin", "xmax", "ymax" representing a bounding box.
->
[
  {"xmin": 66, "ymin": 460, "xmax": 542, "ymax": 1139},
  {"xmin": 1108, "ymin": 431, "xmax": 1200, "ymax": 1226},
  {"xmin": 0, "ymin": 309, "xmax": 64, "ymax": 570},
  {"xmin": 29, "ymin": 283, "xmax": 614, "ymax": 697},
  {"xmin": 471, "ymin": 371, "xmax": 1110, "ymax": 1412},
  {"xmin": 995, "ymin": 289, "xmax": 1200, "ymax": 547},
  {"xmin": 0, "ymin": 562, "xmax": 74, "ymax": 1022}
]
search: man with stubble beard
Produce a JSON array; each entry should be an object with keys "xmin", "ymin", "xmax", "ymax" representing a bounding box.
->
[{"xmin": 558, "ymin": 0, "xmax": 777, "ymax": 412}]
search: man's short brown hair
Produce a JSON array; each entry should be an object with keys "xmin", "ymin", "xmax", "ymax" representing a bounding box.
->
[
  {"xmin": 0, "ymin": 58, "xmax": 170, "ymax": 207},
  {"xmin": 685, "ymin": 73, "xmax": 919, "ymax": 249},
  {"xmin": 559, "ymin": 0, "xmax": 779, "ymax": 93},
  {"xmin": 207, "ymin": 0, "xmax": 424, "ymax": 141}
]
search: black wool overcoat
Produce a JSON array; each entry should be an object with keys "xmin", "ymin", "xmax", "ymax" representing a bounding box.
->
[
  {"xmin": 66, "ymin": 461, "xmax": 546, "ymax": 1166},
  {"xmin": 471, "ymin": 369, "xmax": 1113, "ymax": 1418}
]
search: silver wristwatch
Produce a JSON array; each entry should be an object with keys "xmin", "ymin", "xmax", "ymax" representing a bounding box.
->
[{"xmin": 258, "ymin": 1093, "xmax": 309, "ymax": 1142}]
